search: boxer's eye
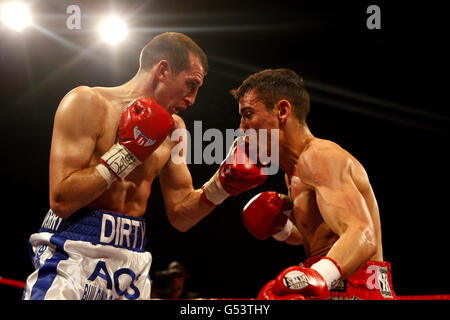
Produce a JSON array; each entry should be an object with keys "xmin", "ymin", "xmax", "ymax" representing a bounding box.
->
[{"xmin": 187, "ymin": 81, "xmax": 198, "ymax": 93}]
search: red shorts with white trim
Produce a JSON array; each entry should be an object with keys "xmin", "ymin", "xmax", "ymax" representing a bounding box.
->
[{"xmin": 301, "ymin": 255, "xmax": 396, "ymax": 300}]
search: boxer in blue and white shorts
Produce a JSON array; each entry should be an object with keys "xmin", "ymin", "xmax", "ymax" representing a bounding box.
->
[
  {"xmin": 23, "ymin": 209, "xmax": 151, "ymax": 300},
  {"xmin": 23, "ymin": 33, "xmax": 266, "ymax": 300}
]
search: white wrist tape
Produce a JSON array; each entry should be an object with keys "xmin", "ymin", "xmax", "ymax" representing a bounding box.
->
[
  {"xmin": 272, "ymin": 219, "xmax": 294, "ymax": 242},
  {"xmin": 311, "ymin": 258, "xmax": 343, "ymax": 290},
  {"xmin": 201, "ymin": 170, "xmax": 230, "ymax": 206},
  {"xmin": 95, "ymin": 163, "xmax": 116, "ymax": 189},
  {"xmin": 100, "ymin": 143, "xmax": 142, "ymax": 181}
]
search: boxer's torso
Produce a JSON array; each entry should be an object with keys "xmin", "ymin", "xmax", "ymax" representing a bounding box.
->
[
  {"xmin": 82, "ymin": 87, "xmax": 178, "ymax": 217},
  {"xmin": 287, "ymin": 138, "xmax": 383, "ymax": 261}
]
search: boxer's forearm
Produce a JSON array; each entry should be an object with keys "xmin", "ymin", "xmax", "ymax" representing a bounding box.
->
[
  {"xmin": 50, "ymin": 166, "xmax": 109, "ymax": 219},
  {"xmin": 283, "ymin": 224, "xmax": 304, "ymax": 245},
  {"xmin": 166, "ymin": 188, "xmax": 216, "ymax": 232},
  {"xmin": 325, "ymin": 225, "xmax": 377, "ymax": 278}
]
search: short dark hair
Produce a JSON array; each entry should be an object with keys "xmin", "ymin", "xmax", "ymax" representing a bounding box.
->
[
  {"xmin": 139, "ymin": 32, "xmax": 208, "ymax": 75},
  {"xmin": 230, "ymin": 68, "xmax": 310, "ymax": 123}
]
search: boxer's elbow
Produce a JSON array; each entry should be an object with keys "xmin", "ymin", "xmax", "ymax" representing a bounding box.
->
[
  {"xmin": 167, "ymin": 209, "xmax": 192, "ymax": 232},
  {"xmin": 172, "ymin": 222, "xmax": 191, "ymax": 233},
  {"xmin": 50, "ymin": 203, "xmax": 71, "ymax": 219},
  {"xmin": 50, "ymin": 197, "xmax": 76, "ymax": 219},
  {"xmin": 165, "ymin": 193, "xmax": 202, "ymax": 232},
  {"xmin": 359, "ymin": 226, "xmax": 377, "ymax": 259}
]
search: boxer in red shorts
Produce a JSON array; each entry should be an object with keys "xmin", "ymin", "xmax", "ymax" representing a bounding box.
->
[{"xmin": 232, "ymin": 69, "xmax": 396, "ymax": 300}]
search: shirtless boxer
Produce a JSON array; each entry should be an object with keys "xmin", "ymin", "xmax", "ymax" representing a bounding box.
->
[
  {"xmin": 22, "ymin": 32, "xmax": 266, "ymax": 300},
  {"xmin": 234, "ymin": 69, "xmax": 395, "ymax": 300}
]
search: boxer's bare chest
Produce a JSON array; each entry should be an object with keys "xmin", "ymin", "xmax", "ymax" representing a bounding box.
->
[
  {"xmin": 88, "ymin": 98, "xmax": 172, "ymax": 215},
  {"xmin": 287, "ymin": 173, "xmax": 338, "ymax": 256},
  {"xmin": 95, "ymin": 99, "xmax": 172, "ymax": 176}
]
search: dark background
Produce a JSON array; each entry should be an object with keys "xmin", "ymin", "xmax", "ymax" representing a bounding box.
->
[{"xmin": 0, "ymin": 0, "xmax": 449, "ymax": 299}]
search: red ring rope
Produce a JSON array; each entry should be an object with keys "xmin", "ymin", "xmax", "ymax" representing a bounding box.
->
[
  {"xmin": 0, "ymin": 277, "xmax": 25, "ymax": 289},
  {"xmin": 0, "ymin": 276, "xmax": 449, "ymax": 299}
]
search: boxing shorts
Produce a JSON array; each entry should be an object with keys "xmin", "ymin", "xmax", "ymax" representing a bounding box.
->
[
  {"xmin": 302, "ymin": 255, "xmax": 396, "ymax": 300},
  {"xmin": 22, "ymin": 208, "xmax": 152, "ymax": 300}
]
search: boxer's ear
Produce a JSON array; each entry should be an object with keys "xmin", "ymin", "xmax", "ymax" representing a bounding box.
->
[
  {"xmin": 275, "ymin": 99, "xmax": 291, "ymax": 126},
  {"xmin": 155, "ymin": 60, "xmax": 171, "ymax": 82}
]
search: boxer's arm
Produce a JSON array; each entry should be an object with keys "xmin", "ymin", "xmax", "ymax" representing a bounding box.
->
[
  {"xmin": 281, "ymin": 174, "xmax": 303, "ymax": 245},
  {"xmin": 298, "ymin": 148, "xmax": 377, "ymax": 279},
  {"xmin": 282, "ymin": 222, "xmax": 303, "ymax": 245},
  {"xmin": 271, "ymin": 218, "xmax": 304, "ymax": 245},
  {"xmin": 159, "ymin": 116, "xmax": 215, "ymax": 232},
  {"xmin": 49, "ymin": 87, "xmax": 109, "ymax": 218}
]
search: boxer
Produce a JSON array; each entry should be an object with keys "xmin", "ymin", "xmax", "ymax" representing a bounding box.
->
[
  {"xmin": 234, "ymin": 69, "xmax": 396, "ymax": 300},
  {"xmin": 23, "ymin": 33, "xmax": 266, "ymax": 300}
]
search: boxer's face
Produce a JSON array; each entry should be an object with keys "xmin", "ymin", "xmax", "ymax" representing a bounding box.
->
[
  {"xmin": 239, "ymin": 89, "xmax": 279, "ymax": 156},
  {"xmin": 156, "ymin": 52, "xmax": 205, "ymax": 115}
]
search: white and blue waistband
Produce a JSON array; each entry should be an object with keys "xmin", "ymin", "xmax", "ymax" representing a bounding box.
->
[{"xmin": 38, "ymin": 208, "xmax": 147, "ymax": 252}]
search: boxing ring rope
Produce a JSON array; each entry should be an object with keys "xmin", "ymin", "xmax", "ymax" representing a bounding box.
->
[
  {"xmin": 0, "ymin": 276, "xmax": 25, "ymax": 290},
  {"xmin": 1, "ymin": 276, "xmax": 449, "ymax": 299},
  {"xmin": 396, "ymin": 295, "xmax": 450, "ymax": 300}
]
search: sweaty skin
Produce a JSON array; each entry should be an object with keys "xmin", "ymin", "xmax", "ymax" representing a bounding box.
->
[
  {"xmin": 49, "ymin": 52, "xmax": 215, "ymax": 231},
  {"xmin": 288, "ymin": 139, "xmax": 383, "ymax": 278},
  {"xmin": 239, "ymin": 89, "xmax": 382, "ymax": 278}
]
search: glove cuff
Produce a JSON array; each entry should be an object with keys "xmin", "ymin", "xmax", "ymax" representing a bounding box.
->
[
  {"xmin": 311, "ymin": 257, "xmax": 343, "ymax": 290},
  {"xmin": 272, "ymin": 219, "xmax": 294, "ymax": 242},
  {"xmin": 201, "ymin": 170, "xmax": 230, "ymax": 206},
  {"xmin": 100, "ymin": 143, "xmax": 142, "ymax": 181},
  {"xmin": 95, "ymin": 163, "xmax": 117, "ymax": 189}
]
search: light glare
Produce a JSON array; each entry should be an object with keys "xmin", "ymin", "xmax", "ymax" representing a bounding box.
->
[
  {"xmin": 100, "ymin": 17, "xmax": 128, "ymax": 45},
  {"xmin": 1, "ymin": 2, "xmax": 32, "ymax": 31}
]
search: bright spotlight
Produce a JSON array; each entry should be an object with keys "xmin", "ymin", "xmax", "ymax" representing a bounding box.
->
[
  {"xmin": 100, "ymin": 17, "xmax": 128, "ymax": 45},
  {"xmin": 1, "ymin": 2, "xmax": 32, "ymax": 31}
]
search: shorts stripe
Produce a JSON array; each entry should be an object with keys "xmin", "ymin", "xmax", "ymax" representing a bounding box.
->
[{"xmin": 29, "ymin": 235, "xmax": 68, "ymax": 300}]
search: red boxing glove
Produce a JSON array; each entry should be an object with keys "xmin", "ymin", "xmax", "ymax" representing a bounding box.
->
[
  {"xmin": 271, "ymin": 265, "xmax": 329, "ymax": 300},
  {"xmin": 97, "ymin": 98, "xmax": 173, "ymax": 186},
  {"xmin": 257, "ymin": 280, "xmax": 305, "ymax": 300},
  {"xmin": 242, "ymin": 191, "xmax": 292, "ymax": 240},
  {"xmin": 258, "ymin": 258, "xmax": 343, "ymax": 300},
  {"xmin": 201, "ymin": 137, "xmax": 267, "ymax": 206},
  {"xmin": 119, "ymin": 97, "xmax": 174, "ymax": 162},
  {"xmin": 219, "ymin": 139, "xmax": 267, "ymax": 195}
]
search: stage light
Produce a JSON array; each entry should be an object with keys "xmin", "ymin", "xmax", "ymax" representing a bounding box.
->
[
  {"xmin": 1, "ymin": 1, "xmax": 32, "ymax": 31},
  {"xmin": 99, "ymin": 17, "xmax": 128, "ymax": 45}
]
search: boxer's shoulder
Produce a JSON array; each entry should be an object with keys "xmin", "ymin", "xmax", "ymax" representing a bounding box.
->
[
  {"xmin": 297, "ymin": 139, "xmax": 349, "ymax": 184},
  {"xmin": 167, "ymin": 114, "xmax": 187, "ymax": 148},
  {"xmin": 62, "ymin": 85, "xmax": 103, "ymax": 105},
  {"xmin": 171, "ymin": 114, "xmax": 186, "ymax": 130},
  {"xmin": 57, "ymin": 86, "xmax": 107, "ymax": 119},
  {"xmin": 51, "ymin": 86, "xmax": 112, "ymax": 143}
]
